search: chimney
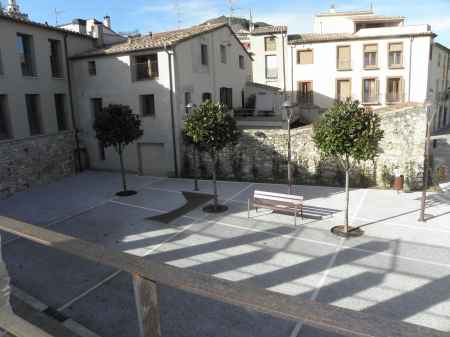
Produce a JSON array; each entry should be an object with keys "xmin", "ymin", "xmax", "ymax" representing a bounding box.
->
[
  {"xmin": 72, "ymin": 18, "xmax": 87, "ymax": 34},
  {"xmin": 7, "ymin": 0, "xmax": 19, "ymax": 14},
  {"xmin": 92, "ymin": 22, "xmax": 104, "ymax": 46},
  {"xmin": 103, "ymin": 15, "xmax": 111, "ymax": 29}
]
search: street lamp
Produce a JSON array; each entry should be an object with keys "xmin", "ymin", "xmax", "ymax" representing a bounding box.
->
[
  {"xmin": 185, "ymin": 103, "xmax": 199, "ymax": 191},
  {"xmin": 418, "ymin": 102, "xmax": 436, "ymax": 222},
  {"xmin": 283, "ymin": 100, "xmax": 296, "ymax": 194}
]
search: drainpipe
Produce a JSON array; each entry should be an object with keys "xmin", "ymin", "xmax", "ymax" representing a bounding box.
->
[
  {"xmin": 408, "ymin": 36, "xmax": 414, "ymax": 103},
  {"xmin": 164, "ymin": 43, "xmax": 179, "ymax": 176},
  {"xmin": 282, "ymin": 32, "xmax": 287, "ymax": 97},
  {"xmin": 291, "ymin": 45, "xmax": 294, "ymax": 99},
  {"xmin": 64, "ymin": 33, "xmax": 82, "ymax": 172}
]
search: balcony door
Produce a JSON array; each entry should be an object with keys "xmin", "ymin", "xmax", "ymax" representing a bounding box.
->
[
  {"xmin": 298, "ymin": 81, "xmax": 313, "ymax": 105},
  {"xmin": 336, "ymin": 79, "xmax": 351, "ymax": 102}
]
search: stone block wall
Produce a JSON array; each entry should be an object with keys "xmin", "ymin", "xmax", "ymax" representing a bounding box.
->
[
  {"xmin": 0, "ymin": 131, "xmax": 76, "ymax": 198},
  {"xmin": 182, "ymin": 105, "xmax": 427, "ymax": 189}
]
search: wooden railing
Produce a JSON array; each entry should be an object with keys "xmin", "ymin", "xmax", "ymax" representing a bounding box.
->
[{"xmin": 0, "ymin": 216, "xmax": 447, "ymax": 337}]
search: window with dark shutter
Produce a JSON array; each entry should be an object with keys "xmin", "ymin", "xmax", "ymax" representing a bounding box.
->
[
  {"xmin": 140, "ymin": 95, "xmax": 155, "ymax": 117},
  {"xmin": 54, "ymin": 94, "xmax": 67, "ymax": 131},
  {"xmin": 0, "ymin": 95, "xmax": 12, "ymax": 140},
  {"xmin": 201, "ymin": 44, "xmax": 208, "ymax": 65},
  {"xmin": 25, "ymin": 94, "xmax": 43, "ymax": 135}
]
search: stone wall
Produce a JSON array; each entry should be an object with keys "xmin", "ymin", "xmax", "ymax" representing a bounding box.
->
[
  {"xmin": 0, "ymin": 131, "xmax": 76, "ymax": 198},
  {"xmin": 182, "ymin": 105, "xmax": 427, "ymax": 189}
]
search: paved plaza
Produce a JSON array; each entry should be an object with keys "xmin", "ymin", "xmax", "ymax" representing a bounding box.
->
[{"xmin": 0, "ymin": 171, "xmax": 449, "ymax": 337}]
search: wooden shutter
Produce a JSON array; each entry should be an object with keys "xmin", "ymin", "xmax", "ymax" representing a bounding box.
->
[
  {"xmin": 299, "ymin": 50, "xmax": 313, "ymax": 64},
  {"xmin": 337, "ymin": 46, "xmax": 351, "ymax": 69},
  {"xmin": 400, "ymin": 78, "xmax": 405, "ymax": 102},
  {"xmin": 389, "ymin": 43, "xmax": 402, "ymax": 52},
  {"xmin": 364, "ymin": 44, "xmax": 377, "ymax": 53}
]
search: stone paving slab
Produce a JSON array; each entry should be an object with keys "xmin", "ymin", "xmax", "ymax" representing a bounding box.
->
[{"xmin": 2, "ymin": 172, "xmax": 450, "ymax": 336}]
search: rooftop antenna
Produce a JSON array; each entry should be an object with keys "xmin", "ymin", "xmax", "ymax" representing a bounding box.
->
[
  {"xmin": 174, "ymin": 0, "xmax": 182, "ymax": 29},
  {"xmin": 54, "ymin": 8, "xmax": 63, "ymax": 25},
  {"xmin": 370, "ymin": 2, "xmax": 374, "ymax": 12},
  {"xmin": 249, "ymin": 8, "xmax": 254, "ymax": 32},
  {"xmin": 228, "ymin": 0, "xmax": 235, "ymax": 26}
]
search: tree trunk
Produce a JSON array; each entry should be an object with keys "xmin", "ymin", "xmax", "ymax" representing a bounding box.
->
[
  {"xmin": 212, "ymin": 151, "xmax": 218, "ymax": 210},
  {"xmin": 118, "ymin": 148, "xmax": 127, "ymax": 192},
  {"xmin": 344, "ymin": 168, "xmax": 350, "ymax": 233},
  {"xmin": 193, "ymin": 146, "xmax": 199, "ymax": 191}
]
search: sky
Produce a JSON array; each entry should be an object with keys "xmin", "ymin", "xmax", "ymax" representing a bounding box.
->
[{"xmin": 9, "ymin": 0, "xmax": 450, "ymax": 45}]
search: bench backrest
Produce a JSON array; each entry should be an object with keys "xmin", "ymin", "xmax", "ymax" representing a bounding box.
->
[{"xmin": 254, "ymin": 190, "xmax": 303, "ymax": 207}]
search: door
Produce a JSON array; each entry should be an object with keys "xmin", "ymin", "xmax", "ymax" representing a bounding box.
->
[
  {"xmin": 298, "ymin": 81, "xmax": 313, "ymax": 104},
  {"xmin": 138, "ymin": 143, "xmax": 167, "ymax": 176}
]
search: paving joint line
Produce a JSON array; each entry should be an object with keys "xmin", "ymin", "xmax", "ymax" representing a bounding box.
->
[
  {"xmin": 111, "ymin": 198, "xmax": 450, "ymax": 269},
  {"xmin": 289, "ymin": 189, "xmax": 368, "ymax": 337},
  {"xmin": 11, "ymin": 286, "xmax": 101, "ymax": 337}
]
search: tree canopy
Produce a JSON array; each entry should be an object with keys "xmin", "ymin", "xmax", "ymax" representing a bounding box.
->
[
  {"xmin": 313, "ymin": 99, "xmax": 384, "ymax": 168},
  {"xmin": 93, "ymin": 104, "xmax": 143, "ymax": 152},
  {"xmin": 184, "ymin": 101, "xmax": 240, "ymax": 154}
]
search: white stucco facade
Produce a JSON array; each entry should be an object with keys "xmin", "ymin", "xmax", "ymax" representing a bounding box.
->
[
  {"xmin": 249, "ymin": 9, "xmax": 450, "ymax": 124},
  {"xmin": 71, "ymin": 25, "xmax": 252, "ymax": 176}
]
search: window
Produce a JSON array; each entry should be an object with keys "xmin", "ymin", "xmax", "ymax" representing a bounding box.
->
[
  {"xmin": 239, "ymin": 55, "xmax": 245, "ymax": 69},
  {"xmin": 91, "ymin": 98, "xmax": 105, "ymax": 160},
  {"xmin": 49, "ymin": 39, "xmax": 63, "ymax": 77},
  {"xmin": 362, "ymin": 78, "xmax": 379, "ymax": 104},
  {"xmin": 0, "ymin": 95, "xmax": 12, "ymax": 140},
  {"xmin": 336, "ymin": 46, "xmax": 351, "ymax": 70},
  {"xmin": 265, "ymin": 55, "xmax": 278, "ymax": 79},
  {"xmin": 363, "ymin": 44, "xmax": 378, "ymax": 69},
  {"xmin": 220, "ymin": 87, "xmax": 233, "ymax": 110},
  {"xmin": 386, "ymin": 77, "xmax": 404, "ymax": 103},
  {"xmin": 25, "ymin": 94, "xmax": 42, "ymax": 135},
  {"xmin": 134, "ymin": 54, "xmax": 158, "ymax": 81},
  {"xmin": 388, "ymin": 43, "xmax": 403, "ymax": 68},
  {"xmin": 297, "ymin": 81, "xmax": 313, "ymax": 104},
  {"xmin": 184, "ymin": 92, "xmax": 191, "ymax": 115},
  {"xmin": 140, "ymin": 94, "xmax": 155, "ymax": 117},
  {"xmin": 201, "ymin": 44, "xmax": 208, "ymax": 65},
  {"xmin": 17, "ymin": 34, "xmax": 36, "ymax": 76},
  {"xmin": 220, "ymin": 44, "xmax": 227, "ymax": 64},
  {"xmin": 54, "ymin": 94, "xmax": 67, "ymax": 131},
  {"xmin": 202, "ymin": 92, "xmax": 212, "ymax": 102},
  {"xmin": 264, "ymin": 37, "xmax": 276, "ymax": 52},
  {"xmin": 336, "ymin": 79, "xmax": 351, "ymax": 102},
  {"xmin": 297, "ymin": 49, "xmax": 313, "ymax": 65},
  {"xmin": 88, "ymin": 61, "xmax": 96, "ymax": 76}
]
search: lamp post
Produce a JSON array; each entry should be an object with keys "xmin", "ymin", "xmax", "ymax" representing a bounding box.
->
[
  {"xmin": 185, "ymin": 103, "xmax": 199, "ymax": 191},
  {"xmin": 282, "ymin": 100, "xmax": 296, "ymax": 194},
  {"xmin": 418, "ymin": 102, "xmax": 435, "ymax": 222}
]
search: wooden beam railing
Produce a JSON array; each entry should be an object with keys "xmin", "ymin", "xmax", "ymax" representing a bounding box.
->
[{"xmin": 0, "ymin": 216, "xmax": 447, "ymax": 337}]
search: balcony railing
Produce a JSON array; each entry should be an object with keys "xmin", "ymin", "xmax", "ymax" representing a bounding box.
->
[
  {"xmin": 385, "ymin": 92, "xmax": 405, "ymax": 104},
  {"xmin": 0, "ymin": 216, "xmax": 447, "ymax": 337}
]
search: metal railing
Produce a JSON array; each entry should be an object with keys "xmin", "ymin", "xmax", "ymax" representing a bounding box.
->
[
  {"xmin": 131, "ymin": 62, "xmax": 158, "ymax": 81},
  {"xmin": 0, "ymin": 216, "xmax": 447, "ymax": 337}
]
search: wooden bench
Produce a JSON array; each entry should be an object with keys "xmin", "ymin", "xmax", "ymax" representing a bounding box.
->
[{"xmin": 248, "ymin": 190, "xmax": 304, "ymax": 225}]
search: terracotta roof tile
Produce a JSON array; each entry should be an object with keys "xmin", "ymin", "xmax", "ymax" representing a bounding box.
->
[
  {"xmin": 72, "ymin": 23, "xmax": 227, "ymax": 58},
  {"xmin": 251, "ymin": 26, "xmax": 287, "ymax": 35}
]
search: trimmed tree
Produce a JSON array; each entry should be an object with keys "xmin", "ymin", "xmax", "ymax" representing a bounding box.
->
[
  {"xmin": 184, "ymin": 101, "xmax": 240, "ymax": 212},
  {"xmin": 313, "ymin": 99, "xmax": 384, "ymax": 235},
  {"xmin": 93, "ymin": 104, "xmax": 143, "ymax": 196}
]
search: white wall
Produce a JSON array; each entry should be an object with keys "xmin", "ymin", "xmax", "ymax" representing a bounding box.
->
[
  {"xmin": 71, "ymin": 26, "xmax": 252, "ymax": 176},
  {"xmin": 285, "ymin": 35, "xmax": 432, "ymax": 109},
  {"xmin": 0, "ymin": 18, "xmax": 94, "ymax": 140},
  {"xmin": 249, "ymin": 33, "xmax": 287, "ymax": 90}
]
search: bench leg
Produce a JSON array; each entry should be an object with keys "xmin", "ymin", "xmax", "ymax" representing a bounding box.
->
[
  {"xmin": 301, "ymin": 206, "xmax": 304, "ymax": 224},
  {"xmin": 294, "ymin": 210, "xmax": 297, "ymax": 226},
  {"xmin": 247, "ymin": 199, "xmax": 250, "ymax": 218}
]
